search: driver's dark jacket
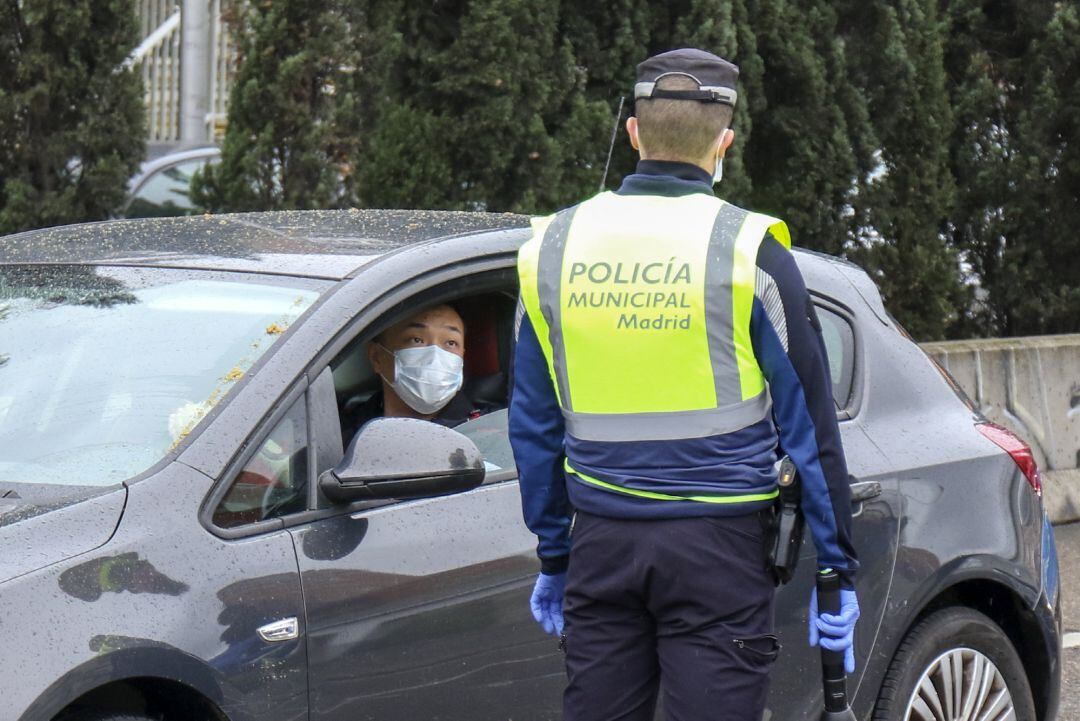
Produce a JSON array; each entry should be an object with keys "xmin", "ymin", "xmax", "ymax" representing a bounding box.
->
[{"xmin": 344, "ymin": 390, "xmax": 479, "ymax": 443}]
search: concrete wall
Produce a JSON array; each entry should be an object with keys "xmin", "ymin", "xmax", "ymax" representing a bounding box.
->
[{"xmin": 921, "ymin": 334, "xmax": 1080, "ymax": 524}]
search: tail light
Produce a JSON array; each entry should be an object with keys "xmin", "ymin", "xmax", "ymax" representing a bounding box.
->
[{"xmin": 976, "ymin": 422, "xmax": 1042, "ymax": 498}]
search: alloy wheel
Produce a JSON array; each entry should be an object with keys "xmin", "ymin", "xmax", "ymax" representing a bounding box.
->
[{"xmin": 903, "ymin": 647, "xmax": 1015, "ymax": 721}]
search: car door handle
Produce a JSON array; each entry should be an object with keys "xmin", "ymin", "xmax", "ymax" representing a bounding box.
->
[
  {"xmin": 257, "ymin": 617, "xmax": 300, "ymax": 643},
  {"xmin": 850, "ymin": 481, "xmax": 882, "ymax": 504}
]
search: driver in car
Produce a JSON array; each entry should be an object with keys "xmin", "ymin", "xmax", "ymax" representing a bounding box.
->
[{"xmin": 344, "ymin": 304, "xmax": 483, "ymax": 437}]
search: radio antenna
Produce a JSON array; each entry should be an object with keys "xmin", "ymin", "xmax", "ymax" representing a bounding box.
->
[{"xmin": 598, "ymin": 95, "xmax": 625, "ymax": 192}]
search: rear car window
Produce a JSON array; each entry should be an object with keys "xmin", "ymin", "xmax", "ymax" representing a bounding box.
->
[
  {"xmin": 816, "ymin": 305, "xmax": 855, "ymax": 410},
  {"xmin": 0, "ymin": 265, "xmax": 326, "ymax": 487}
]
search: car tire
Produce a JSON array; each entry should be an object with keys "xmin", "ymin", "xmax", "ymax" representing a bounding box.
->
[{"xmin": 873, "ymin": 607, "xmax": 1036, "ymax": 721}]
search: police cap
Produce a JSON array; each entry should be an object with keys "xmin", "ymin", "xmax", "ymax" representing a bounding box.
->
[{"xmin": 634, "ymin": 48, "xmax": 738, "ymax": 107}]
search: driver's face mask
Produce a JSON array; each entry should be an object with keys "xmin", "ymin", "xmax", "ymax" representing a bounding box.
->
[{"xmin": 379, "ymin": 343, "xmax": 464, "ymax": 415}]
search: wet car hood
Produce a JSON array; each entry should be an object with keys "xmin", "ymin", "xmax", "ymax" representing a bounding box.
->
[{"xmin": 0, "ymin": 484, "xmax": 127, "ymax": 585}]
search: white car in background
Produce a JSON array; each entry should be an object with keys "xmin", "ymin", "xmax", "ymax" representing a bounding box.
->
[{"xmin": 121, "ymin": 146, "xmax": 220, "ymax": 218}]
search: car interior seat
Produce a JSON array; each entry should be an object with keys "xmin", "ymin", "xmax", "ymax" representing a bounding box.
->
[{"xmin": 456, "ymin": 292, "xmax": 516, "ymax": 411}]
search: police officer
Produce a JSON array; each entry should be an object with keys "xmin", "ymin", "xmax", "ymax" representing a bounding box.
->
[{"xmin": 508, "ymin": 48, "xmax": 860, "ymax": 721}]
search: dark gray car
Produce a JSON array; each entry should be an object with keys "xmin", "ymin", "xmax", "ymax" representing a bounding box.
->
[{"xmin": 0, "ymin": 210, "xmax": 1061, "ymax": 721}]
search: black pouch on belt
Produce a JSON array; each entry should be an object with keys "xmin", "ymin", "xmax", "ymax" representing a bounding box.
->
[{"xmin": 763, "ymin": 455, "xmax": 804, "ymax": 586}]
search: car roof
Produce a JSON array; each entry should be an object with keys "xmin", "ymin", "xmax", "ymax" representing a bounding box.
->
[
  {"xmin": 0, "ymin": 209, "xmax": 531, "ymax": 280},
  {"xmin": 0, "ymin": 209, "xmax": 884, "ymax": 316}
]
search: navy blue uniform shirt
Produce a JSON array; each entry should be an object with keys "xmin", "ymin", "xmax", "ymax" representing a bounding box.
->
[{"xmin": 509, "ymin": 160, "xmax": 859, "ymax": 582}]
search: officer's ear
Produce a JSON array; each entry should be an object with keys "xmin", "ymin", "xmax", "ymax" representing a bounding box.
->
[
  {"xmin": 717, "ymin": 127, "xmax": 735, "ymax": 157},
  {"xmin": 626, "ymin": 116, "xmax": 641, "ymax": 152}
]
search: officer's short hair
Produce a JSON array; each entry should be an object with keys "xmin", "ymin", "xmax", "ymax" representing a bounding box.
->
[{"xmin": 635, "ymin": 75, "xmax": 734, "ymax": 162}]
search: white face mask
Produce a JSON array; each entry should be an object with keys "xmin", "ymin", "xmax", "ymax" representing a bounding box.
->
[
  {"xmin": 713, "ymin": 128, "xmax": 728, "ymax": 185},
  {"xmin": 380, "ymin": 344, "xmax": 464, "ymax": 415}
]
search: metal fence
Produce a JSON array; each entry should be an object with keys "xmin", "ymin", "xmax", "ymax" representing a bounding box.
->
[
  {"xmin": 135, "ymin": 0, "xmax": 182, "ymax": 142},
  {"xmin": 131, "ymin": 0, "xmax": 236, "ymax": 146}
]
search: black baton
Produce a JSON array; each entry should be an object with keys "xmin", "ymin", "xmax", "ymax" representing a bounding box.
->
[{"xmin": 817, "ymin": 569, "xmax": 857, "ymax": 721}]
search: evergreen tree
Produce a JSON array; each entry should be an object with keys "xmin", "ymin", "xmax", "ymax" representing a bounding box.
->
[
  {"xmin": 1005, "ymin": 3, "xmax": 1080, "ymax": 335},
  {"xmin": 192, "ymin": 0, "xmax": 1077, "ymax": 339},
  {"xmin": 941, "ymin": 0, "xmax": 1043, "ymax": 337},
  {"xmin": 843, "ymin": 0, "xmax": 966, "ymax": 340},
  {"xmin": 739, "ymin": 0, "xmax": 872, "ymax": 256},
  {"xmin": 0, "ymin": 0, "xmax": 145, "ymax": 235},
  {"xmin": 191, "ymin": 0, "xmax": 365, "ymax": 211},
  {"xmin": 358, "ymin": 0, "xmax": 612, "ymax": 213},
  {"xmin": 942, "ymin": 0, "xmax": 1080, "ymax": 337},
  {"xmin": 558, "ymin": 0, "xmax": 653, "ymax": 193}
]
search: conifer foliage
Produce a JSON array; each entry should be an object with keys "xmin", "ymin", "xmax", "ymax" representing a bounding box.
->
[
  {"xmin": 9, "ymin": 0, "xmax": 1075, "ymax": 339},
  {"xmin": 845, "ymin": 0, "xmax": 966, "ymax": 340},
  {"xmin": 944, "ymin": 1, "xmax": 1080, "ymax": 336},
  {"xmin": 0, "ymin": 0, "xmax": 145, "ymax": 234},
  {"xmin": 356, "ymin": 0, "xmax": 614, "ymax": 213},
  {"xmin": 191, "ymin": 0, "xmax": 365, "ymax": 211},
  {"xmin": 1011, "ymin": 4, "xmax": 1080, "ymax": 335}
]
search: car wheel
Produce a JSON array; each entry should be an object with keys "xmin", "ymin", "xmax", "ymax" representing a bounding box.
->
[{"xmin": 873, "ymin": 607, "xmax": 1036, "ymax": 721}]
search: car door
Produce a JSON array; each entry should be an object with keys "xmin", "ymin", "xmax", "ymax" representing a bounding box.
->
[
  {"xmin": 289, "ymin": 318, "xmax": 565, "ymax": 719},
  {"xmin": 762, "ymin": 297, "xmax": 902, "ymax": 721},
  {"xmin": 199, "ymin": 384, "xmax": 316, "ymax": 721},
  {"xmin": 286, "ymin": 268, "xmax": 898, "ymax": 721}
]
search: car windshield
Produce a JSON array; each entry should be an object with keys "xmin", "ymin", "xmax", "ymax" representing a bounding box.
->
[{"xmin": 0, "ymin": 265, "xmax": 326, "ymax": 487}]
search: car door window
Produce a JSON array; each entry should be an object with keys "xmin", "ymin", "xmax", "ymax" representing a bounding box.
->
[
  {"xmin": 455, "ymin": 408, "xmax": 515, "ymax": 476},
  {"xmin": 815, "ymin": 305, "xmax": 855, "ymax": 411},
  {"xmin": 212, "ymin": 397, "xmax": 309, "ymax": 528}
]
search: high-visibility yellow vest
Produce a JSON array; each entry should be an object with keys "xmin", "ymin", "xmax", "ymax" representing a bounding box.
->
[{"xmin": 518, "ymin": 191, "xmax": 790, "ymax": 449}]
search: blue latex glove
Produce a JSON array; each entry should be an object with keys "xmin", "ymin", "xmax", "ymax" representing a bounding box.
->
[
  {"xmin": 530, "ymin": 572, "xmax": 566, "ymax": 637},
  {"xmin": 809, "ymin": 587, "xmax": 860, "ymax": 674}
]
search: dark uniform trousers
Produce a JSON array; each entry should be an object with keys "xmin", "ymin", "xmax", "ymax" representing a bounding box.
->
[{"xmin": 563, "ymin": 510, "xmax": 779, "ymax": 721}]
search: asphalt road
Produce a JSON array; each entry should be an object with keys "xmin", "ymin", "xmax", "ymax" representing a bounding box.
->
[{"xmin": 1054, "ymin": 521, "xmax": 1080, "ymax": 720}]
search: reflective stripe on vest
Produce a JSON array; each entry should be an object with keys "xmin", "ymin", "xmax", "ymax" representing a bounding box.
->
[
  {"xmin": 565, "ymin": 459, "xmax": 780, "ymax": 504},
  {"xmin": 518, "ymin": 191, "xmax": 790, "ymax": 443}
]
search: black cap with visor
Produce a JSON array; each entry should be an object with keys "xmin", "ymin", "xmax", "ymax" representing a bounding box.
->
[{"xmin": 634, "ymin": 48, "xmax": 739, "ymax": 108}]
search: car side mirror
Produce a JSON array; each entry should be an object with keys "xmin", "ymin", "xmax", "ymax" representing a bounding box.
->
[{"xmin": 318, "ymin": 417, "xmax": 485, "ymax": 503}]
